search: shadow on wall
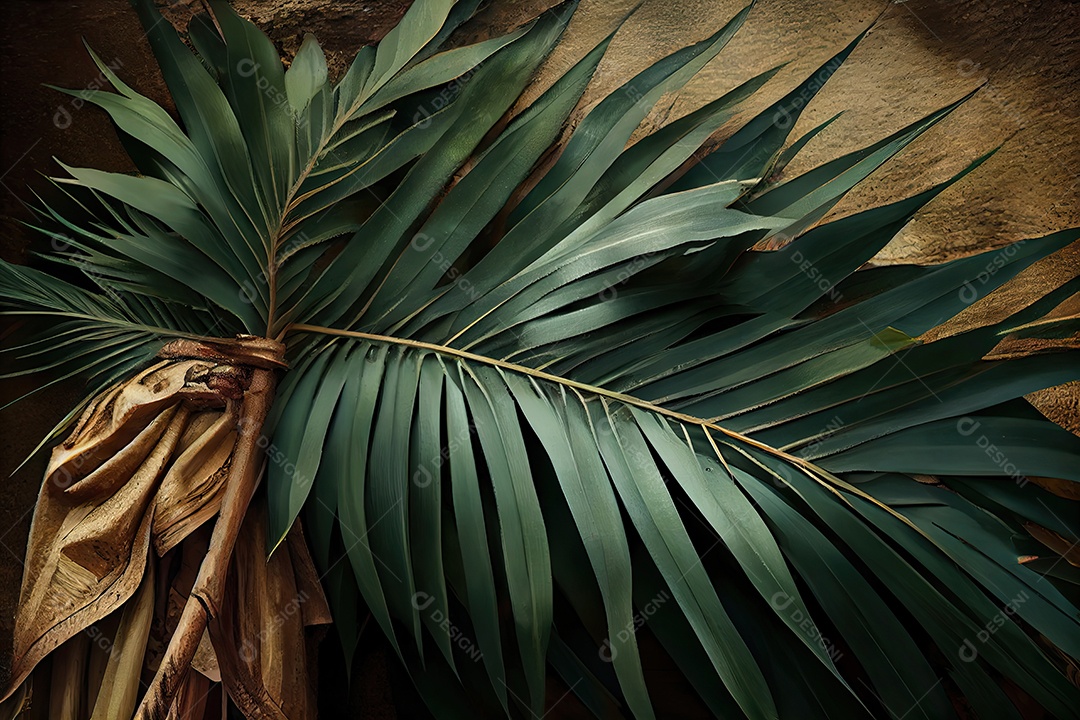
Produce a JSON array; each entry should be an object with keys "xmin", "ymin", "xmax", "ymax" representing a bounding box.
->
[{"xmin": 0, "ymin": 0, "xmax": 1076, "ymax": 716}]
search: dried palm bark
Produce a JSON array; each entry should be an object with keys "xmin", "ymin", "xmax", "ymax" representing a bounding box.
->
[{"xmin": 1, "ymin": 337, "xmax": 329, "ymax": 719}]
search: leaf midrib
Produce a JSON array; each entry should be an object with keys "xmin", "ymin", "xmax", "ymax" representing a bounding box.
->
[
  {"xmin": 264, "ymin": 93, "xmax": 372, "ymax": 335},
  {"xmin": 288, "ymin": 322, "xmax": 817, "ymax": 470},
  {"xmin": 285, "ymin": 321, "xmax": 939, "ymax": 543}
]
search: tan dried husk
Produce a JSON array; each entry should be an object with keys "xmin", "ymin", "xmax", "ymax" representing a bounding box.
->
[
  {"xmin": 166, "ymin": 671, "xmax": 219, "ymax": 720},
  {"xmin": 0, "ymin": 338, "xmax": 330, "ymax": 719},
  {"xmin": 1024, "ymin": 522, "xmax": 1080, "ymax": 568},
  {"xmin": 1028, "ymin": 475, "xmax": 1080, "ymax": 501}
]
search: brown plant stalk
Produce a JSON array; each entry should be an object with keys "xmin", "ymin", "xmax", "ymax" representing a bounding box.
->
[{"xmin": 136, "ymin": 357, "xmax": 278, "ymax": 718}]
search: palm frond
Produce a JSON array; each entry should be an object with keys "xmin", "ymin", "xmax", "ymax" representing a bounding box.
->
[{"xmin": 2, "ymin": 1, "xmax": 1078, "ymax": 718}]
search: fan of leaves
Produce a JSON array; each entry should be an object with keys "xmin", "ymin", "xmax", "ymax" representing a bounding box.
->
[{"xmin": 2, "ymin": 0, "xmax": 1079, "ymax": 718}]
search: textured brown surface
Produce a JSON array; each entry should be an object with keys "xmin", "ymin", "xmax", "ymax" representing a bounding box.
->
[{"xmin": 0, "ymin": 0, "xmax": 1077, "ymax": 716}]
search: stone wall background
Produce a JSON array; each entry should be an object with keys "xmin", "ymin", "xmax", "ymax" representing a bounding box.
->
[{"xmin": 1, "ymin": 0, "xmax": 1077, "ymax": 716}]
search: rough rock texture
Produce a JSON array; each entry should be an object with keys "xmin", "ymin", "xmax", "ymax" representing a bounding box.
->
[{"xmin": 1, "ymin": 0, "xmax": 1077, "ymax": 716}]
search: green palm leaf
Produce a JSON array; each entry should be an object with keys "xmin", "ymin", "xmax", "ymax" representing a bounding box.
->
[{"xmin": 2, "ymin": 1, "xmax": 1078, "ymax": 718}]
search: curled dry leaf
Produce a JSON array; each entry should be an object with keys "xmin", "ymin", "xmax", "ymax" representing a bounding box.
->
[
  {"xmin": 210, "ymin": 499, "xmax": 332, "ymax": 720},
  {"xmin": 10, "ymin": 358, "xmax": 225, "ymax": 693},
  {"xmin": 153, "ymin": 407, "xmax": 240, "ymax": 557},
  {"xmin": 1, "ymin": 337, "xmax": 328, "ymax": 719},
  {"xmin": 1028, "ymin": 476, "xmax": 1080, "ymax": 501},
  {"xmin": 89, "ymin": 560, "xmax": 155, "ymax": 720},
  {"xmin": 1024, "ymin": 522, "xmax": 1080, "ymax": 568},
  {"xmin": 166, "ymin": 671, "xmax": 218, "ymax": 720}
]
